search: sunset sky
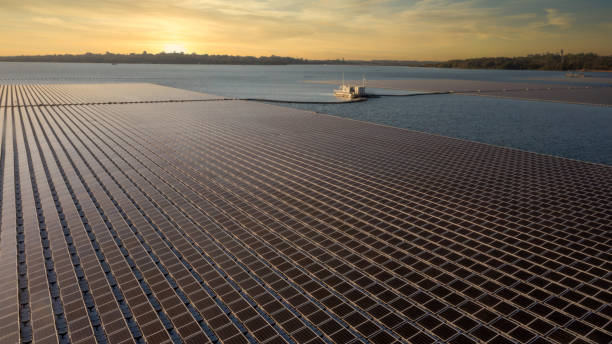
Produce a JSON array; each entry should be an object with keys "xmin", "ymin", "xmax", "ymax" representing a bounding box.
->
[{"xmin": 1, "ymin": 0, "xmax": 611, "ymax": 60}]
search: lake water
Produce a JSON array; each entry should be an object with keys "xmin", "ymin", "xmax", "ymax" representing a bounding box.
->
[{"xmin": 1, "ymin": 62, "xmax": 611, "ymax": 165}]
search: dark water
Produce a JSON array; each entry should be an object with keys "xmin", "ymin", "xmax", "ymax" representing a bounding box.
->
[
  {"xmin": 1, "ymin": 62, "xmax": 611, "ymax": 165},
  {"xmin": 284, "ymin": 95, "xmax": 612, "ymax": 165}
]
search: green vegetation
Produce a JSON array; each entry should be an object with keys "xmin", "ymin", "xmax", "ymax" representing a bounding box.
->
[
  {"xmin": 0, "ymin": 52, "xmax": 311, "ymax": 65},
  {"xmin": 0, "ymin": 51, "xmax": 610, "ymax": 70},
  {"xmin": 434, "ymin": 53, "xmax": 612, "ymax": 71}
]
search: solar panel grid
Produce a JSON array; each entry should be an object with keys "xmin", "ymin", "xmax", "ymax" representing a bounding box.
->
[
  {"xmin": 109, "ymin": 100, "xmax": 608, "ymax": 344},
  {"xmin": 0, "ymin": 84, "xmax": 610, "ymax": 344},
  {"xmin": 22, "ymin": 105, "xmax": 101, "ymax": 343},
  {"xmin": 42, "ymin": 106, "xmax": 209, "ymax": 343},
  {"xmin": 196, "ymin": 121, "xmax": 608, "ymax": 314},
  {"xmin": 14, "ymin": 105, "xmax": 61, "ymax": 344},
  {"xmin": 47, "ymin": 105, "xmax": 310, "ymax": 344},
  {"xmin": 32, "ymin": 105, "xmax": 174, "ymax": 344},
  {"xmin": 125, "ymin": 115, "xmax": 492, "ymax": 342},
  {"xmin": 0, "ymin": 83, "xmax": 223, "ymax": 108},
  {"xmin": 85, "ymin": 134, "xmax": 344, "ymax": 342},
  {"xmin": 0, "ymin": 103, "xmax": 21, "ymax": 344},
  {"xmin": 26, "ymin": 93, "xmax": 123, "ymax": 342},
  {"xmin": 63, "ymin": 105, "xmax": 372, "ymax": 344},
  {"xmin": 81, "ymin": 103, "xmax": 462, "ymax": 342}
]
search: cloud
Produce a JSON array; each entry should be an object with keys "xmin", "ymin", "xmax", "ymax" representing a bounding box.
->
[
  {"xmin": 545, "ymin": 8, "xmax": 574, "ymax": 29},
  {"xmin": 0, "ymin": 0, "xmax": 609, "ymax": 59}
]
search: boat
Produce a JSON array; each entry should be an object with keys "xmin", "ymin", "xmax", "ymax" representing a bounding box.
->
[{"xmin": 334, "ymin": 74, "xmax": 366, "ymax": 99}]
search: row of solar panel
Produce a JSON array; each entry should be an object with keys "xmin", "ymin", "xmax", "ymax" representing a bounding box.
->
[
  {"xmin": 0, "ymin": 84, "xmax": 221, "ymax": 108},
  {"xmin": 0, "ymin": 101, "xmax": 23, "ymax": 344}
]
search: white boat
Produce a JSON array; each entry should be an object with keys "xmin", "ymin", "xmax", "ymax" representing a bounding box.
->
[{"xmin": 334, "ymin": 74, "xmax": 366, "ymax": 99}]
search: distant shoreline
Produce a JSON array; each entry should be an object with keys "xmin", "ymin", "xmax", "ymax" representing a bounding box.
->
[
  {"xmin": 0, "ymin": 52, "xmax": 610, "ymax": 71},
  {"xmin": 1, "ymin": 60, "xmax": 611, "ymax": 73}
]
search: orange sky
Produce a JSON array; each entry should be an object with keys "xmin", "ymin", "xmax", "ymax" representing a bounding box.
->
[{"xmin": 1, "ymin": 0, "xmax": 611, "ymax": 60}]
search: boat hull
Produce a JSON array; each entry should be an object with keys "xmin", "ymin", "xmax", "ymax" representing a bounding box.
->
[{"xmin": 333, "ymin": 91, "xmax": 358, "ymax": 99}]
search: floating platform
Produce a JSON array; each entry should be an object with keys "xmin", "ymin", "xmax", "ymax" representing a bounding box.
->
[{"xmin": 0, "ymin": 83, "xmax": 610, "ymax": 344}]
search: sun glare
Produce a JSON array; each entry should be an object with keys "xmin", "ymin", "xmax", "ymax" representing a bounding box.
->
[{"xmin": 163, "ymin": 44, "xmax": 187, "ymax": 53}]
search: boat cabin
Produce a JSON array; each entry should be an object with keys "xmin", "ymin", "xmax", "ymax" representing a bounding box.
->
[{"xmin": 334, "ymin": 84, "xmax": 366, "ymax": 98}]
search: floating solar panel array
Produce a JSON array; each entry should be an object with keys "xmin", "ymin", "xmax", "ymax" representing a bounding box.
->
[
  {"xmin": 0, "ymin": 83, "xmax": 222, "ymax": 107},
  {"xmin": 0, "ymin": 84, "xmax": 610, "ymax": 344}
]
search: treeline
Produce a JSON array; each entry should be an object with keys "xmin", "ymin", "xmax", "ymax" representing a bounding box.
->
[
  {"xmin": 0, "ymin": 52, "xmax": 310, "ymax": 65},
  {"xmin": 434, "ymin": 53, "xmax": 612, "ymax": 71},
  {"xmin": 0, "ymin": 51, "xmax": 610, "ymax": 70},
  {"xmin": 0, "ymin": 51, "xmax": 429, "ymax": 66}
]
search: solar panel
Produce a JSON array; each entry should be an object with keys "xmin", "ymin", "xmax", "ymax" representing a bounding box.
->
[{"xmin": 0, "ymin": 83, "xmax": 610, "ymax": 344}]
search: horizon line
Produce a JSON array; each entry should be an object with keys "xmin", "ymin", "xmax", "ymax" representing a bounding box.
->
[{"xmin": 1, "ymin": 50, "xmax": 611, "ymax": 63}]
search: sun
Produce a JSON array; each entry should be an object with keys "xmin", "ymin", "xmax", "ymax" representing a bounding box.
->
[{"xmin": 163, "ymin": 44, "xmax": 187, "ymax": 53}]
